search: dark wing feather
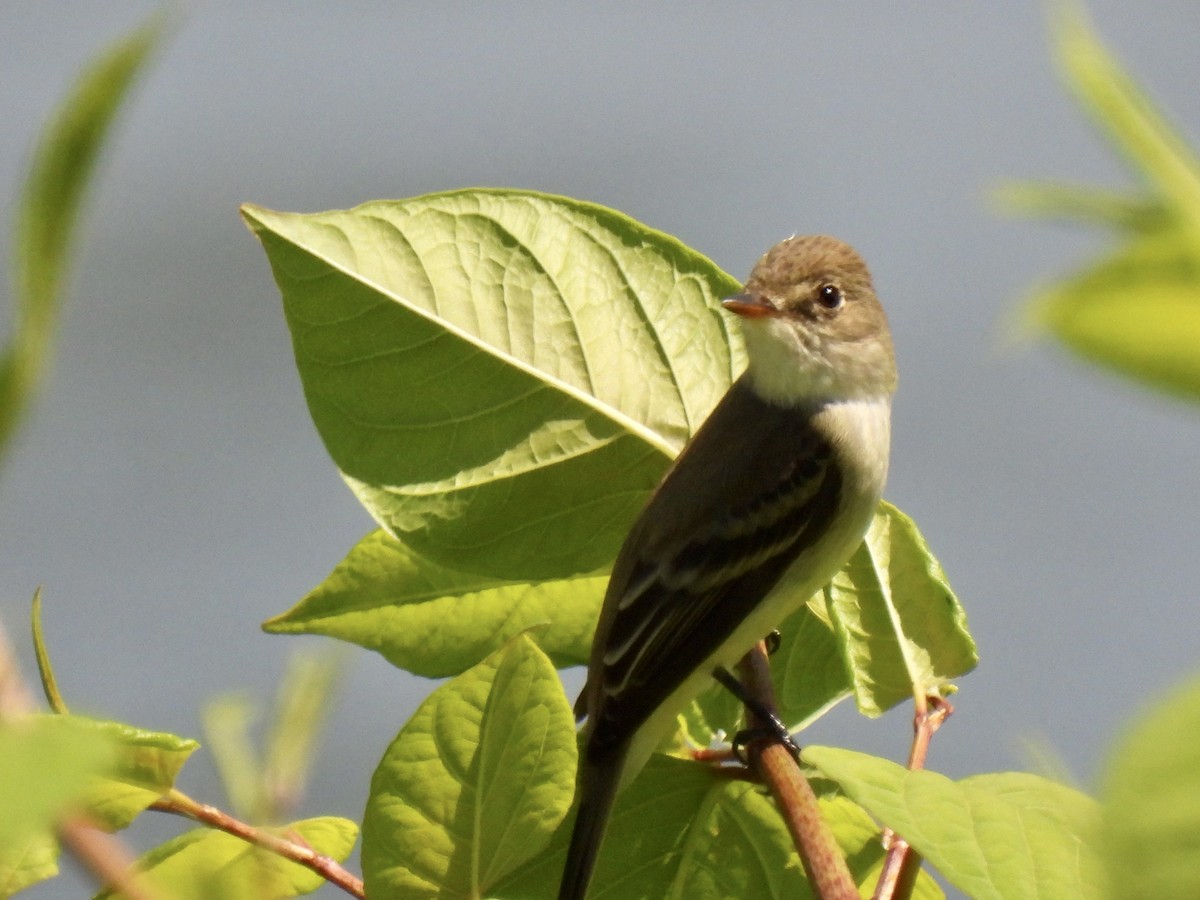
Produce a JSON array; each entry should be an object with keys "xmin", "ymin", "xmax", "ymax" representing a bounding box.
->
[{"xmin": 582, "ymin": 376, "xmax": 842, "ymax": 753}]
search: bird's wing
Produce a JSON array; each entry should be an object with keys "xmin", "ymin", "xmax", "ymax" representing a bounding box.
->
[{"xmin": 581, "ymin": 378, "xmax": 842, "ymax": 751}]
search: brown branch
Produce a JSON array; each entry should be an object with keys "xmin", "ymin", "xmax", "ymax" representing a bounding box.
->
[
  {"xmin": 871, "ymin": 694, "xmax": 953, "ymax": 900},
  {"xmin": 736, "ymin": 642, "xmax": 859, "ymax": 900},
  {"xmin": 150, "ymin": 789, "xmax": 365, "ymax": 899}
]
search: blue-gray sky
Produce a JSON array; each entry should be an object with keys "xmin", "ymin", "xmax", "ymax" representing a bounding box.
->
[{"xmin": 3, "ymin": 3, "xmax": 1199, "ymax": 896}]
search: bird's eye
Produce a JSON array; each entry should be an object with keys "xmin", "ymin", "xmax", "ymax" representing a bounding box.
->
[{"xmin": 817, "ymin": 283, "xmax": 843, "ymax": 309}]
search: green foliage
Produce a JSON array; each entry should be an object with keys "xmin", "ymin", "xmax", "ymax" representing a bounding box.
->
[
  {"xmin": 1004, "ymin": 4, "xmax": 1200, "ymax": 401},
  {"xmin": 807, "ymin": 746, "xmax": 1103, "ymax": 899},
  {"xmin": 9, "ymin": 3, "xmax": 1199, "ymax": 897},
  {"xmin": 361, "ymin": 635, "xmax": 577, "ymax": 898},
  {"xmin": 263, "ymin": 528, "xmax": 604, "ymax": 676},
  {"xmin": 1100, "ymin": 676, "xmax": 1200, "ymax": 899},
  {"xmin": 0, "ymin": 14, "xmax": 163, "ymax": 462},
  {"xmin": 204, "ymin": 649, "xmax": 345, "ymax": 823},
  {"xmin": 247, "ymin": 187, "xmax": 977, "ymax": 897},
  {"xmin": 0, "ymin": 717, "xmax": 117, "ymax": 886},
  {"xmin": 241, "ymin": 191, "xmax": 744, "ymax": 579}
]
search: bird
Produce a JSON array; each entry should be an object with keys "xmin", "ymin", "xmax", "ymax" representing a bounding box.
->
[{"xmin": 557, "ymin": 234, "xmax": 897, "ymax": 900}]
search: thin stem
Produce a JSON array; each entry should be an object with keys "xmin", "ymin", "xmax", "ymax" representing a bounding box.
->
[
  {"xmin": 735, "ymin": 642, "xmax": 859, "ymax": 900},
  {"xmin": 150, "ymin": 789, "xmax": 365, "ymax": 899},
  {"xmin": 871, "ymin": 695, "xmax": 953, "ymax": 900}
]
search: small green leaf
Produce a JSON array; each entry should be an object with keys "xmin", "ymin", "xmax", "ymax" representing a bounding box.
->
[
  {"xmin": 264, "ymin": 529, "xmax": 605, "ymax": 676},
  {"xmin": 0, "ymin": 13, "xmax": 164, "ymax": 461},
  {"xmin": 78, "ymin": 718, "xmax": 199, "ymax": 831},
  {"xmin": 361, "ymin": 634, "xmax": 577, "ymax": 898},
  {"xmin": 31, "ymin": 588, "xmax": 69, "ymax": 714},
  {"xmin": 94, "ymin": 816, "xmax": 358, "ymax": 900},
  {"xmin": 243, "ymin": 190, "xmax": 744, "ymax": 580},
  {"xmin": 1101, "ymin": 675, "xmax": 1200, "ymax": 900},
  {"xmin": 822, "ymin": 501, "xmax": 976, "ymax": 716},
  {"xmin": 806, "ymin": 746, "xmax": 1103, "ymax": 900}
]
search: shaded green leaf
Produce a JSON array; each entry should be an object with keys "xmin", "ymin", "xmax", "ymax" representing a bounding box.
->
[
  {"xmin": 361, "ymin": 634, "xmax": 577, "ymax": 898},
  {"xmin": 1101, "ymin": 674, "xmax": 1200, "ymax": 900},
  {"xmin": 0, "ymin": 14, "xmax": 163, "ymax": 461},
  {"xmin": 265, "ymin": 529, "xmax": 604, "ymax": 676},
  {"xmin": 823, "ymin": 501, "xmax": 976, "ymax": 716},
  {"xmin": 806, "ymin": 746, "xmax": 1102, "ymax": 900},
  {"xmin": 242, "ymin": 190, "xmax": 744, "ymax": 580},
  {"xmin": 95, "ymin": 815, "xmax": 358, "ymax": 900}
]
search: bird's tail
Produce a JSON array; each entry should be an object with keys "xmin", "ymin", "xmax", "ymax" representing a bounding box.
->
[{"xmin": 557, "ymin": 752, "xmax": 623, "ymax": 900}]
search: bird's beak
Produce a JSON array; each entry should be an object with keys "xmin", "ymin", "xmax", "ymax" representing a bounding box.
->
[{"xmin": 722, "ymin": 292, "xmax": 779, "ymax": 319}]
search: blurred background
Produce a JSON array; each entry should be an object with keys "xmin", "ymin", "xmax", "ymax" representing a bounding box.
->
[{"xmin": 3, "ymin": 2, "xmax": 1199, "ymax": 896}]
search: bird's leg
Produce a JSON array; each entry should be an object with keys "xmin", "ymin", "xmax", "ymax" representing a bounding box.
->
[{"xmin": 712, "ymin": 666, "xmax": 800, "ymax": 762}]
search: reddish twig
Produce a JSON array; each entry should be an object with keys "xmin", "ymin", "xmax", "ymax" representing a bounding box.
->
[
  {"xmin": 150, "ymin": 789, "xmax": 365, "ymax": 898},
  {"xmin": 871, "ymin": 694, "xmax": 953, "ymax": 900}
]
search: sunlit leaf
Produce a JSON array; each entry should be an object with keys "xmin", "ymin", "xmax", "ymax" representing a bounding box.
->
[
  {"xmin": 95, "ymin": 816, "xmax": 357, "ymax": 900},
  {"xmin": 264, "ymin": 529, "xmax": 604, "ymax": 676},
  {"xmin": 361, "ymin": 635, "xmax": 577, "ymax": 898},
  {"xmin": 243, "ymin": 190, "xmax": 744, "ymax": 580},
  {"xmin": 807, "ymin": 746, "xmax": 1102, "ymax": 899}
]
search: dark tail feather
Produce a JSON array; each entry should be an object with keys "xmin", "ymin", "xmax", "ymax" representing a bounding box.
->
[{"xmin": 558, "ymin": 753, "xmax": 624, "ymax": 900}]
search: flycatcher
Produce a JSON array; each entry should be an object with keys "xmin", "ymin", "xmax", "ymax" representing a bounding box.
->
[{"xmin": 558, "ymin": 235, "xmax": 897, "ymax": 900}]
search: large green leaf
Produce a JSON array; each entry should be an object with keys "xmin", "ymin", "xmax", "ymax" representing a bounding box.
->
[
  {"xmin": 361, "ymin": 634, "xmax": 577, "ymax": 898},
  {"xmin": 243, "ymin": 190, "xmax": 744, "ymax": 579},
  {"xmin": 94, "ymin": 816, "xmax": 358, "ymax": 900},
  {"xmin": 0, "ymin": 14, "xmax": 163, "ymax": 462},
  {"xmin": 1101, "ymin": 674, "xmax": 1200, "ymax": 900},
  {"xmin": 806, "ymin": 746, "xmax": 1103, "ymax": 900},
  {"xmin": 263, "ymin": 529, "xmax": 604, "ymax": 676}
]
